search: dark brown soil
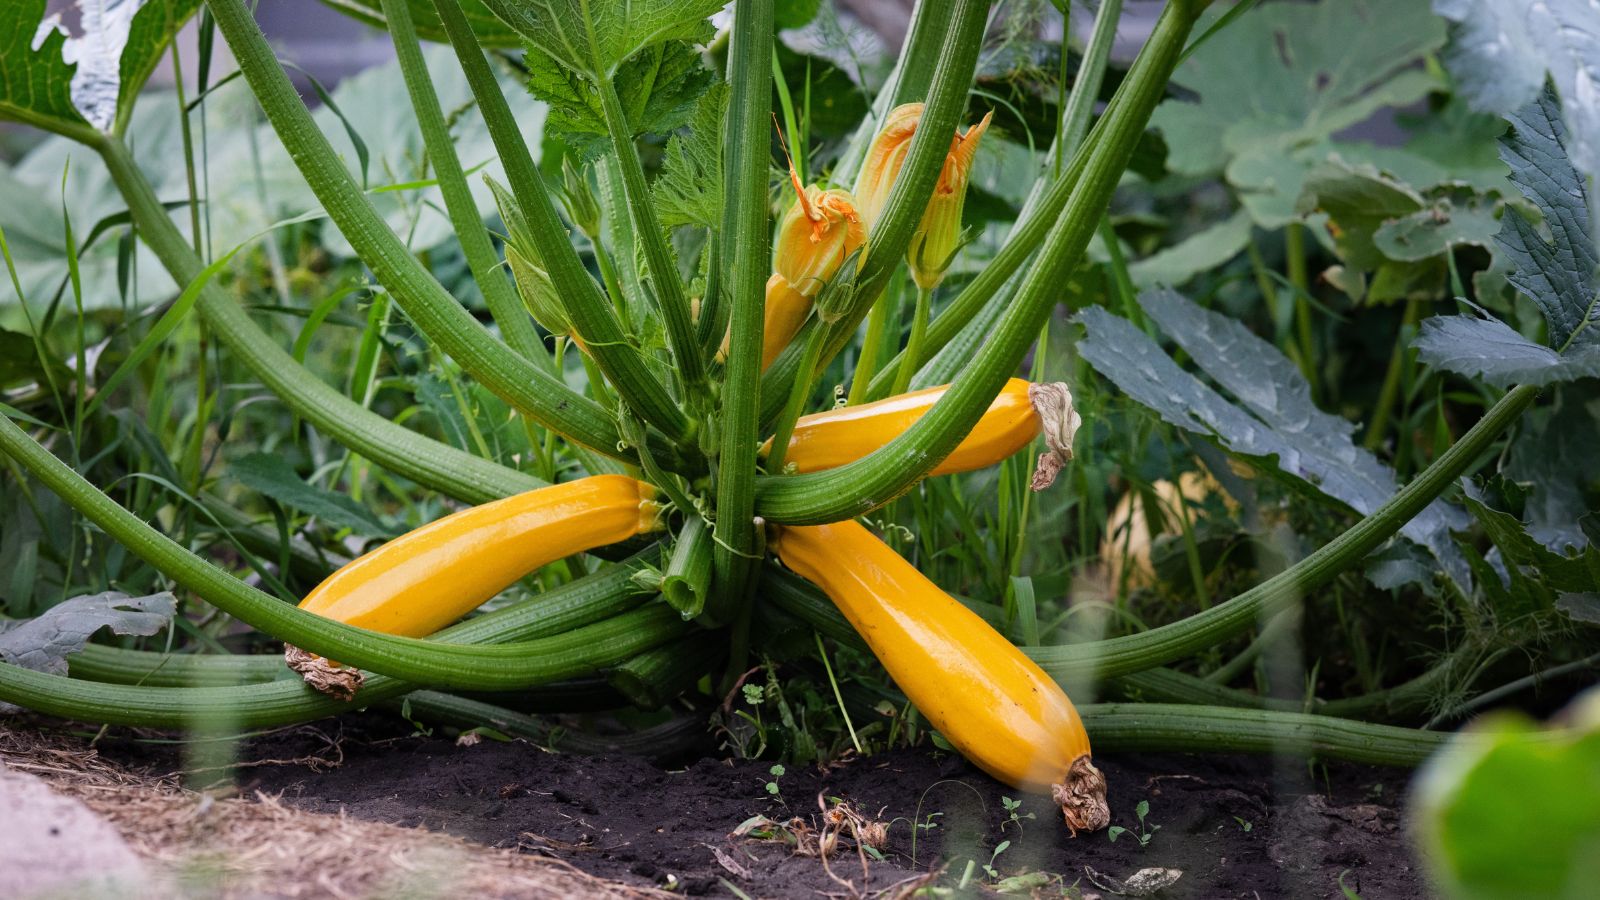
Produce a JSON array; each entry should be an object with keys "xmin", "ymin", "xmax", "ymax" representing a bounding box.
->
[{"xmin": 98, "ymin": 713, "xmax": 1429, "ymax": 899}]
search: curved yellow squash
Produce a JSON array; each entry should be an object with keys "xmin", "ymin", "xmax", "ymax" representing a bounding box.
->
[
  {"xmin": 773, "ymin": 520, "xmax": 1108, "ymax": 832},
  {"xmin": 774, "ymin": 378, "xmax": 1039, "ymax": 476},
  {"xmin": 298, "ymin": 475, "xmax": 657, "ymax": 637}
]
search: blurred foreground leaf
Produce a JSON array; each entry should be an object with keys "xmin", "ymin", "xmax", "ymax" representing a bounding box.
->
[{"xmin": 1415, "ymin": 687, "xmax": 1600, "ymax": 899}]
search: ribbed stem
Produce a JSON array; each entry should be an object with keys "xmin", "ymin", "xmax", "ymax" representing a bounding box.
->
[
  {"xmin": 608, "ymin": 635, "xmax": 720, "ymax": 709},
  {"xmin": 709, "ymin": 0, "xmax": 777, "ymax": 628},
  {"xmin": 67, "ymin": 553, "xmax": 658, "ymax": 687},
  {"xmin": 0, "ymin": 414, "xmax": 689, "ymax": 690},
  {"xmin": 206, "ymin": 0, "xmax": 643, "ymax": 460},
  {"xmin": 379, "ymin": 0, "xmax": 549, "ymax": 369},
  {"xmin": 1079, "ymin": 704, "xmax": 1452, "ymax": 767},
  {"xmin": 662, "ymin": 515, "xmax": 714, "ymax": 619},
  {"xmin": 595, "ymin": 75, "xmax": 705, "ymax": 393},
  {"xmin": 94, "ymin": 136, "xmax": 544, "ymax": 505},
  {"xmin": 755, "ymin": 1, "xmax": 1203, "ymax": 523}
]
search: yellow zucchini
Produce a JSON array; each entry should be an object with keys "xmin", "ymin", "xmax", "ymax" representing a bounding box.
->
[
  {"xmin": 769, "ymin": 378, "xmax": 1080, "ymax": 488},
  {"xmin": 773, "ymin": 519, "xmax": 1108, "ymax": 833},
  {"xmin": 298, "ymin": 475, "xmax": 657, "ymax": 637}
]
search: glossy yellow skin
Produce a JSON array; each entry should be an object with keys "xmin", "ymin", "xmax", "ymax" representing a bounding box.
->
[
  {"xmin": 775, "ymin": 378, "xmax": 1038, "ymax": 475},
  {"xmin": 298, "ymin": 476, "xmax": 656, "ymax": 637},
  {"xmin": 774, "ymin": 520, "xmax": 1091, "ymax": 790}
]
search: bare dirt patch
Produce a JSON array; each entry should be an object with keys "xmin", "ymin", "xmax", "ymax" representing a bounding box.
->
[{"xmin": 40, "ymin": 712, "xmax": 1430, "ymax": 898}]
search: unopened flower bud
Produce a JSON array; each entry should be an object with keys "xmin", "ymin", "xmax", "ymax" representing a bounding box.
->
[
  {"xmin": 558, "ymin": 156, "xmax": 602, "ymax": 239},
  {"xmin": 853, "ymin": 102, "xmax": 993, "ymax": 290}
]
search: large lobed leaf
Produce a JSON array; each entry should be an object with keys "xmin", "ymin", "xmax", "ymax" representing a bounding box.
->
[
  {"xmin": 0, "ymin": 0, "xmax": 200, "ymax": 135},
  {"xmin": 1435, "ymin": 0, "xmax": 1600, "ymax": 176},
  {"xmin": 479, "ymin": 0, "xmax": 723, "ymax": 79},
  {"xmin": 1505, "ymin": 390, "xmax": 1600, "ymax": 553},
  {"xmin": 1151, "ymin": 0, "xmax": 1445, "ymax": 178},
  {"xmin": 1079, "ymin": 289, "xmax": 1470, "ymax": 587},
  {"xmin": 525, "ymin": 38, "xmax": 712, "ymax": 161},
  {"xmin": 1415, "ymin": 86, "xmax": 1600, "ymax": 387}
]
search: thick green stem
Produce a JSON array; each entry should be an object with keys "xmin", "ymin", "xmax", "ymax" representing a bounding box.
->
[
  {"xmin": 65, "ymin": 552, "xmax": 658, "ymax": 687},
  {"xmin": 594, "ymin": 75, "xmax": 705, "ymax": 393},
  {"xmin": 662, "ymin": 516, "xmax": 714, "ymax": 619},
  {"xmin": 0, "ymin": 414, "xmax": 689, "ymax": 689},
  {"xmin": 1057, "ymin": 0, "xmax": 1122, "ymax": 167},
  {"xmin": 206, "ymin": 0, "xmax": 654, "ymax": 460},
  {"xmin": 755, "ymin": 1, "xmax": 1202, "ymax": 523},
  {"xmin": 94, "ymin": 136, "xmax": 544, "ymax": 505},
  {"xmin": 892, "ymin": 284, "xmax": 933, "ymax": 395},
  {"xmin": 379, "ymin": 0, "xmax": 549, "ymax": 369},
  {"xmin": 709, "ymin": 0, "xmax": 777, "ymax": 629},
  {"xmin": 1204, "ymin": 608, "xmax": 1295, "ymax": 684},
  {"xmin": 608, "ymin": 635, "xmax": 719, "ymax": 709},
  {"xmin": 1078, "ymin": 704, "xmax": 1453, "ymax": 767},
  {"xmin": 1114, "ymin": 651, "xmax": 1468, "ymax": 723}
]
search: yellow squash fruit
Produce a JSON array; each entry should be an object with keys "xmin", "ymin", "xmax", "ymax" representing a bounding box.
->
[
  {"xmin": 285, "ymin": 476, "xmax": 658, "ymax": 699},
  {"xmin": 298, "ymin": 475, "xmax": 657, "ymax": 637},
  {"xmin": 768, "ymin": 378, "xmax": 1081, "ymax": 489},
  {"xmin": 773, "ymin": 519, "xmax": 1108, "ymax": 833}
]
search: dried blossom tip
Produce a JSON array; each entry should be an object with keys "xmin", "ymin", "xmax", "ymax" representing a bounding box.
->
[{"xmin": 1029, "ymin": 381, "xmax": 1081, "ymax": 491}]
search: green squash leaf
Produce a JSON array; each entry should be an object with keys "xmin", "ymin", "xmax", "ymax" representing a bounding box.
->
[
  {"xmin": 1434, "ymin": 0, "xmax": 1600, "ymax": 175},
  {"xmin": 527, "ymin": 39, "xmax": 712, "ymax": 161},
  {"xmin": 1078, "ymin": 288, "xmax": 1471, "ymax": 588},
  {"xmin": 1416, "ymin": 86, "xmax": 1600, "ymax": 386},
  {"xmin": 0, "ymin": 0, "xmax": 201, "ymax": 136},
  {"xmin": 1151, "ymin": 0, "xmax": 1445, "ymax": 178},
  {"xmin": 653, "ymin": 81, "xmax": 727, "ymax": 230},
  {"xmin": 1505, "ymin": 389, "xmax": 1600, "ymax": 553},
  {"xmin": 480, "ymin": 0, "xmax": 723, "ymax": 80}
]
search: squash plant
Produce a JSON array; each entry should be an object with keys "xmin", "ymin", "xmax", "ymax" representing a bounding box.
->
[{"xmin": 0, "ymin": 0, "xmax": 1574, "ymax": 834}]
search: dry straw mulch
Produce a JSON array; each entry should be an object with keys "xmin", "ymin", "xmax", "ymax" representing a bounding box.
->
[{"xmin": 0, "ymin": 724, "xmax": 661, "ymax": 899}]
